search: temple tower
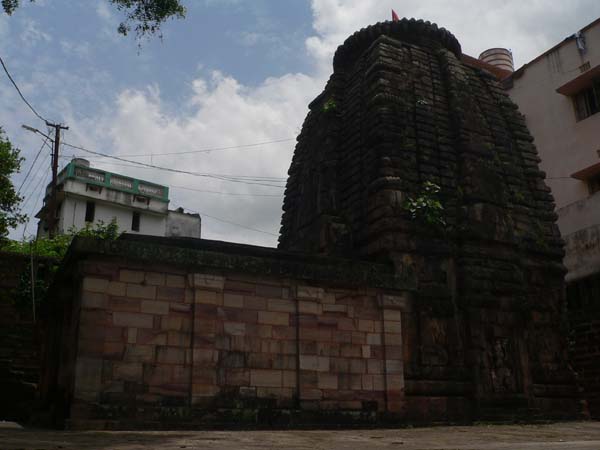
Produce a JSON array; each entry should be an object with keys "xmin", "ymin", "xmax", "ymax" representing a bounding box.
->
[{"xmin": 279, "ymin": 19, "xmax": 582, "ymax": 419}]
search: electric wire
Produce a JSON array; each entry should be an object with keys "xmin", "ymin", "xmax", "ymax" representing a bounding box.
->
[
  {"xmin": 0, "ymin": 54, "xmax": 48, "ymax": 123},
  {"xmin": 171, "ymin": 185, "xmax": 282, "ymax": 197},
  {"xmin": 184, "ymin": 207, "xmax": 278, "ymax": 237},
  {"xmin": 61, "ymin": 141, "xmax": 287, "ymax": 187},
  {"xmin": 101, "ymin": 138, "xmax": 296, "ymax": 158},
  {"xmin": 17, "ymin": 137, "xmax": 49, "ymax": 194},
  {"xmin": 22, "ymin": 171, "xmax": 51, "ymax": 239},
  {"xmin": 20, "ymin": 151, "xmax": 51, "ymax": 206}
]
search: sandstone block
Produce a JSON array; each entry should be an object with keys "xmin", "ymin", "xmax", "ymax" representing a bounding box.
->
[
  {"xmin": 156, "ymin": 346, "xmax": 186, "ymax": 365},
  {"xmin": 322, "ymin": 304, "xmax": 347, "ymax": 313},
  {"xmin": 340, "ymin": 344, "xmax": 362, "ymax": 358},
  {"xmin": 126, "ymin": 284, "xmax": 156, "ymax": 300},
  {"xmin": 366, "ymin": 333, "xmax": 382, "ymax": 345},
  {"xmin": 255, "ymin": 284, "xmax": 283, "ymax": 298},
  {"xmin": 192, "ymin": 385, "xmax": 219, "ymax": 400},
  {"xmin": 300, "ymin": 388, "xmax": 322, "ymax": 400},
  {"xmin": 145, "ymin": 272, "xmax": 165, "ymax": 286},
  {"xmin": 368, "ymin": 359, "xmax": 383, "ymax": 374},
  {"xmin": 267, "ymin": 298, "xmax": 295, "ymax": 313},
  {"xmin": 250, "ymin": 369, "xmax": 283, "ymax": 387},
  {"xmin": 244, "ymin": 296, "xmax": 267, "ymax": 310},
  {"xmin": 107, "ymin": 281, "xmax": 127, "ymax": 297},
  {"xmin": 296, "ymin": 285, "xmax": 325, "ymax": 300},
  {"xmin": 190, "ymin": 273, "xmax": 225, "ymax": 290},
  {"xmin": 193, "ymin": 348, "xmax": 218, "ymax": 365},
  {"xmin": 362, "ymin": 345, "xmax": 371, "ymax": 358},
  {"xmin": 379, "ymin": 293, "xmax": 413, "ymax": 311},
  {"xmin": 120, "ymin": 269, "xmax": 145, "ymax": 284},
  {"xmin": 383, "ymin": 309, "xmax": 402, "ymax": 322},
  {"xmin": 167, "ymin": 331, "xmax": 189, "ymax": 347},
  {"xmin": 258, "ymin": 311, "xmax": 289, "ymax": 326},
  {"xmin": 113, "ymin": 362, "xmax": 143, "ymax": 381},
  {"xmin": 299, "ymin": 355, "xmax": 329, "ymax": 372},
  {"xmin": 384, "ymin": 320, "xmax": 402, "ymax": 334},
  {"xmin": 362, "ymin": 374, "xmax": 374, "ymax": 391},
  {"xmin": 224, "ymin": 322, "xmax": 246, "ymax": 336},
  {"xmin": 350, "ymin": 359, "xmax": 366, "ymax": 374},
  {"xmin": 195, "ymin": 289, "xmax": 221, "ymax": 305},
  {"xmin": 109, "ymin": 297, "xmax": 140, "ymax": 313},
  {"xmin": 224, "ymin": 293, "xmax": 244, "ymax": 308},
  {"xmin": 141, "ymin": 300, "xmax": 169, "ymax": 315},
  {"xmin": 104, "ymin": 342, "xmax": 124, "ymax": 359},
  {"xmin": 157, "ymin": 286, "xmax": 185, "ymax": 302},
  {"xmin": 283, "ymin": 370, "xmax": 297, "ymax": 388},
  {"xmin": 299, "ymin": 301, "xmax": 322, "ymax": 315},
  {"xmin": 82, "ymin": 277, "xmax": 109, "ymax": 293},
  {"xmin": 124, "ymin": 344, "xmax": 155, "ymax": 363},
  {"xmin": 385, "ymin": 333, "xmax": 402, "ymax": 346},
  {"xmin": 113, "ymin": 312, "xmax": 153, "ymax": 329},
  {"xmin": 166, "ymin": 274, "xmax": 186, "ymax": 288},
  {"xmin": 127, "ymin": 328, "xmax": 137, "ymax": 344},
  {"xmin": 358, "ymin": 320, "xmax": 375, "ymax": 332},
  {"xmin": 137, "ymin": 329, "xmax": 167, "ymax": 346},
  {"xmin": 226, "ymin": 369, "xmax": 250, "ymax": 386},
  {"xmin": 318, "ymin": 373, "xmax": 338, "ymax": 390},
  {"xmin": 386, "ymin": 374, "xmax": 405, "ymax": 391},
  {"xmin": 74, "ymin": 358, "xmax": 102, "ymax": 394},
  {"xmin": 240, "ymin": 386, "xmax": 257, "ymax": 397},
  {"xmin": 386, "ymin": 359, "xmax": 404, "ymax": 375},
  {"xmin": 82, "ymin": 292, "xmax": 107, "ymax": 309}
]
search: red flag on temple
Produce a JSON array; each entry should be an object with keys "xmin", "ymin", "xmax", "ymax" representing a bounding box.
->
[{"xmin": 391, "ymin": 9, "xmax": 399, "ymax": 21}]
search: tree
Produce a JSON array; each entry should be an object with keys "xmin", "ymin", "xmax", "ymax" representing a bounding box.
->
[
  {"xmin": 0, "ymin": 128, "xmax": 25, "ymax": 242},
  {"xmin": 2, "ymin": 0, "xmax": 186, "ymax": 40}
]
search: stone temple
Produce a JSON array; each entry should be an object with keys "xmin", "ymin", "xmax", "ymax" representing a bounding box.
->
[
  {"xmin": 279, "ymin": 19, "xmax": 581, "ymax": 418},
  {"xmin": 39, "ymin": 19, "xmax": 583, "ymax": 429}
]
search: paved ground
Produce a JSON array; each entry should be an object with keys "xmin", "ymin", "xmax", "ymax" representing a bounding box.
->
[{"xmin": 1, "ymin": 421, "xmax": 599, "ymax": 450}]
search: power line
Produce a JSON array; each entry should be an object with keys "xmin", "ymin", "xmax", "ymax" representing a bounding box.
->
[
  {"xmin": 18, "ymin": 137, "xmax": 49, "ymax": 194},
  {"xmin": 0, "ymin": 54, "xmax": 48, "ymax": 123},
  {"xmin": 171, "ymin": 185, "xmax": 282, "ymax": 197},
  {"xmin": 22, "ymin": 171, "xmax": 51, "ymax": 239},
  {"xmin": 20, "ymin": 151, "xmax": 51, "ymax": 203},
  {"xmin": 21, "ymin": 158, "xmax": 50, "ymax": 212},
  {"xmin": 184, "ymin": 207, "xmax": 278, "ymax": 237},
  {"xmin": 106, "ymin": 138, "xmax": 296, "ymax": 158},
  {"xmin": 61, "ymin": 141, "xmax": 287, "ymax": 188}
]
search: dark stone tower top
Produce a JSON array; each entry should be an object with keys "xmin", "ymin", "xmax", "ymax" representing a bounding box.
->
[{"xmin": 333, "ymin": 19, "xmax": 462, "ymax": 69}]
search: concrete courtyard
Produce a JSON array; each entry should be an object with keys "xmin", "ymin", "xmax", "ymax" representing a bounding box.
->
[{"xmin": 1, "ymin": 421, "xmax": 599, "ymax": 450}]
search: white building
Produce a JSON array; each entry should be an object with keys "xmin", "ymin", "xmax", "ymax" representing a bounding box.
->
[
  {"xmin": 36, "ymin": 159, "xmax": 201, "ymax": 239},
  {"xmin": 503, "ymin": 18, "xmax": 600, "ymax": 283}
]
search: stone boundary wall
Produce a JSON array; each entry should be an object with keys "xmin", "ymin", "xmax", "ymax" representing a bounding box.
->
[{"xmin": 43, "ymin": 236, "xmax": 414, "ymax": 429}]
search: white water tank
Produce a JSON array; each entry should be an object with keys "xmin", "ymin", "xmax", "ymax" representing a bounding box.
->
[{"xmin": 479, "ymin": 48, "xmax": 514, "ymax": 72}]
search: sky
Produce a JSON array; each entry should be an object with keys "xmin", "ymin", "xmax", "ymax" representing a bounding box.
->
[{"xmin": 1, "ymin": 0, "xmax": 599, "ymax": 247}]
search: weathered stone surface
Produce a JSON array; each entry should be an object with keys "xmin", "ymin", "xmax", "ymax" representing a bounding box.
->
[{"xmin": 278, "ymin": 17, "xmax": 580, "ymax": 420}]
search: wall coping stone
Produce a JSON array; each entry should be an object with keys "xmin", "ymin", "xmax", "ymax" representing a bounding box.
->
[{"xmin": 60, "ymin": 235, "xmax": 415, "ymax": 291}]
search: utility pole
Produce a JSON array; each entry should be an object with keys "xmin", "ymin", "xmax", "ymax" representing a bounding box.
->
[{"xmin": 45, "ymin": 121, "xmax": 69, "ymax": 238}]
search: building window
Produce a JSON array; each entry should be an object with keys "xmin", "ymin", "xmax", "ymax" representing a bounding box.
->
[
  {"xmin": 588, "ymin": 173, "xmax": 600, "ymax": 195},
  {"xmin": 573, "ymin": 79, "xmax": 600, "ymax": 121},
  {"xmin": 85, "ymin": 201, "xmax": 95, "ymax": 223},
  {"xmin": 132, "ymin": 211, "xmax": 140, "ymax": 232}
]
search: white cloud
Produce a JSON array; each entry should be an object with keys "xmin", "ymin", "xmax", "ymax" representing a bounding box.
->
[
  {"xmin": 63, "ymin": 70, "xmax": 321, "ymax": 247},
  {"xmin": 19, "ymin": 17, "xmax": 51, "ymax": 47}
]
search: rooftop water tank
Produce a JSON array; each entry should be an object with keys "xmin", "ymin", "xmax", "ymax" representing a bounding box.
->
[{"xmin": 479, "ymin": 48, "xmax": 514, "ymax": 72}]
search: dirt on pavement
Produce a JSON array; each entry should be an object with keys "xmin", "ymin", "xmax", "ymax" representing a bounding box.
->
[{"xmin": 1, "ymin": 421, "xmax": 599, "ymax": 450}]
